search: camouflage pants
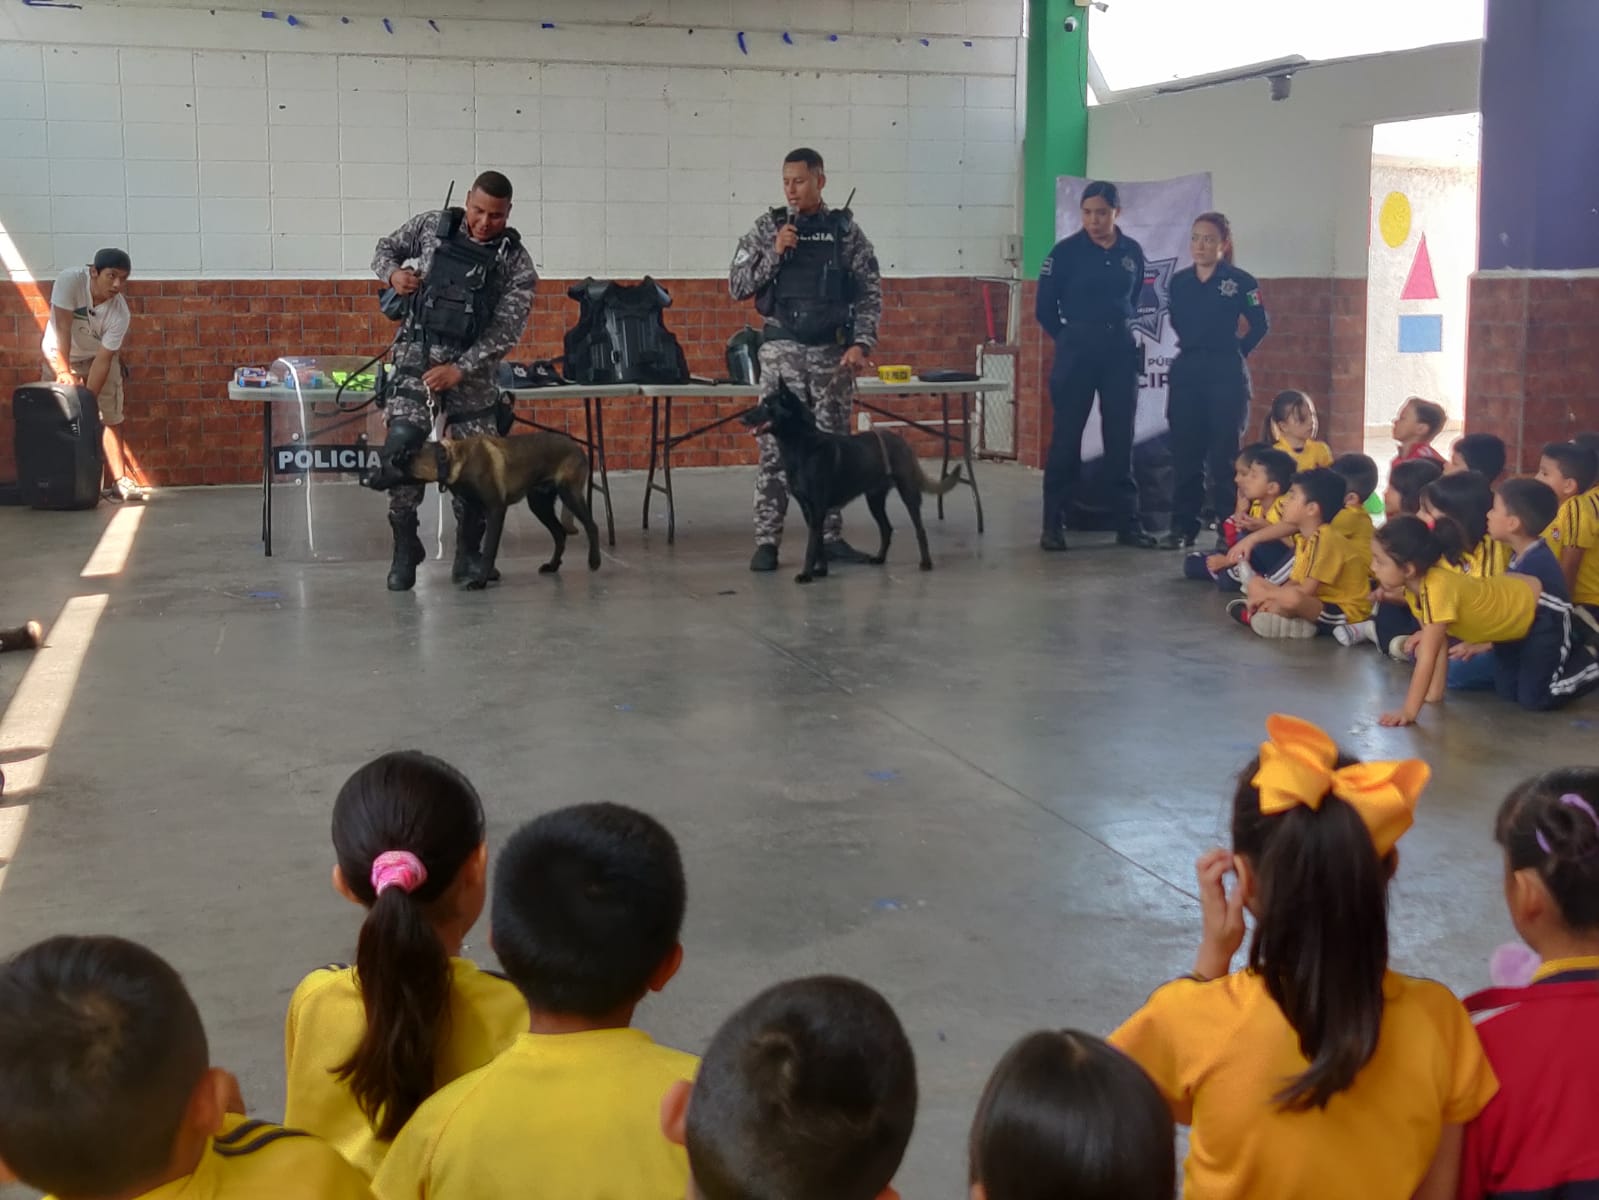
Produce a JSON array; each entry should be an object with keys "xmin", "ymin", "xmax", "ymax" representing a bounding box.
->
[
  {"xmin": 754, "ymin": 339, "xmax": 854, "ymax": 547},
  {"xmin": 383, "ymin": 343, "xmax": 501, "ymax": 519}
]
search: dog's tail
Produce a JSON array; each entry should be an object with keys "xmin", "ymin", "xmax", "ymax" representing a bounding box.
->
[
  {"xmin": 556, "ymin": 450, "xmax": 590, "ymax": 533},
  {"xmin": 915, "ymin": 462, "xmax": 963, "ymax": 495}
]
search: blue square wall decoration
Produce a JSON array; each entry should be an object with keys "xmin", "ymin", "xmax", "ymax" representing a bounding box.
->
[{"xmin": 1398, "ymin": 314, "xmax": 1443, "ymax": 353}]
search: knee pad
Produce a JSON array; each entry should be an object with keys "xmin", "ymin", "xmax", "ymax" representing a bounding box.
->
[{"xmin": 382, "ymin": 420, "xmax": 429, "ymax": 467}]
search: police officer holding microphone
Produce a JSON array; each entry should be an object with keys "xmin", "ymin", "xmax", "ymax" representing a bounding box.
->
[
  {"xmin": 1161, "ymin": 211, "xmax": 1269, "ymax": 549},
  {"xmin": 1036, "ymin": 181, "xmax": 1156, "ymax": 552}
]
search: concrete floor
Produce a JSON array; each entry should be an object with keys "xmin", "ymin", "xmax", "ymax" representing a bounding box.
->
[{"xmin": 1, "ymin": 462, "xmax": 1592, "ymax": 1198}]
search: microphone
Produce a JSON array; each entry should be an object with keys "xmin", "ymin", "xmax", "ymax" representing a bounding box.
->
[{"xmin": 782, "ymin": 206, "xmax": 797, "ymax": 260}]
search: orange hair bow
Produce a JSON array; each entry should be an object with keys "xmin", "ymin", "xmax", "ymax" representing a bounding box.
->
[{"xmin": 1251, "ymin": 714, "xmax": 1430, "ymax": 855}]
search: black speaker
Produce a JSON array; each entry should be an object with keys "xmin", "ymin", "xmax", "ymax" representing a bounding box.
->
[{"xmin": 13, "ymin": 383, "xmax": 103, "ymax": 510}]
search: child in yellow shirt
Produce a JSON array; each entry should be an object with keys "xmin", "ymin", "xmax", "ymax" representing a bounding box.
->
[
  {"xmin": 663, "ymin": 976, "xmax": 917, "ymax": 1200},
  {"xmin": 1372, "ymin": 516, "xmax": 1599, "ymax": 725},
  {"xmin": 1226, "ymin": 468, "xmax": 1372, "ymax": 638},
  {"xmin": 1536, "ymin": 440, "xmax": 1599, "ymax": 618},
  {"xmin": 1110, "ymin": 714, "xmax": 1496, "ymax": 1200},
  {"xmin": 1184, "ymin": 444, "xmax": 1295, "ymax": 590},
  {"xmin": 969, "ymin": 1029, "xmax": 1174, "ymax": 1200},
  {"xmin": 1263, "ymin": 389, "xmax": 1333, "ymax": 472},
  {"xmin": 284, "ymin": 752, "xmax": 527, "ymax": 1178},
  {"xmin": 375, "ymin": 802, "xmax": 695, "ymax": 1200},
  {"xmin": 0, "ymin": 935, "xmax": 373, "ymax": 1200}
]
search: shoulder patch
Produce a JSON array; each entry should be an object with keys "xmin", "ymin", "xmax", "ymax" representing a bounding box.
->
[
  {"xmin": 1245, "ymin": 289, "xmax": 1262, "ymax": 307},
  {"xmin": 1038, "ymin": 255, "xmax": 1053, "ymax": 277},
  {"xmin": 213, "ymin": 1121, "xmax": 312, "ymax": 1158}
]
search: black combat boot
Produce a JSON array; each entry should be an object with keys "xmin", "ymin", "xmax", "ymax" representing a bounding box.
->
[
  {"xmin": 450, "ymin": 510, "xmax": 500, "ymax": 584},
  {"xmin": 387, "ymin": 512, "xmax": 426, "ymax": 591}
]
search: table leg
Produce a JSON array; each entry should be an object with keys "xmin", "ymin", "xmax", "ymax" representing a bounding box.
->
[
  {"xmin": 663, "ymin": 397, "xmax": 676, "ymax": 545},
  {"xmin": 937, "ymin": 392, "xmax": 952, "ymax": 521},
  {"xmin": 587, "ymin": 396, "xmax": 616, "ymax": 546},
  {"xmin": 643, "ymin": 397, "xmax": 659, "ymax": 530},
  {"xmin": 262, "ymin": 401, "xmax": 273, "ymax": 557},
  {"xmin": 962, "ymin": 391, "xmax": 984, "ymax": 534}
]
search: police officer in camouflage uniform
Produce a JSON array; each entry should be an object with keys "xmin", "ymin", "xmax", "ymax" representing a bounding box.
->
[
  {"xmin": 368, "ymin": 170, "xmax": 538, "ymax": 591},
  {"xmin": 729, "ymin": 147, "xmax": 883, "ymax": 572}
]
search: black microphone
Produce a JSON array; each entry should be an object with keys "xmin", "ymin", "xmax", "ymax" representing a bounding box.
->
[{"xmin": 782, "ymin": 206, "xmax": 797, "ymax": 260}]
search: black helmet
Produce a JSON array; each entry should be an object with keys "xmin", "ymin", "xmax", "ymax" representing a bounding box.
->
[{"xmin": 726, "ymin": 326, "xmax": 763, "ymax": 385}]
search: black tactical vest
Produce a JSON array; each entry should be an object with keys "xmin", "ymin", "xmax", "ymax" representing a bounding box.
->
[
  {"xmin": 766, "ymin": 207, "xmax": 853, "ymax": 346},
  {"xmin": 413, "ymin": 209, "xmax": 520, "ymax": 350}
]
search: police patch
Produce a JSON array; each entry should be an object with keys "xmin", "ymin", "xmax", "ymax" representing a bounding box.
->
[
  {"xmin": 1121, "ymin": 256, "xmax": 1136, "ymax": 274},
  {"xmin": 1245, "ymin": 289, "xmax": 1262, "ymax": 307},
  {"xmin": 733, "ymin": 247, "xmax": 752, "ymax": 266},
  {"xmin": 1218, "ymin": 278, "xmax": 1238, "ymax": 298},
  {"xmin": 1039, "ymin": 255, "xmax": 1053, "ymax": 277}
]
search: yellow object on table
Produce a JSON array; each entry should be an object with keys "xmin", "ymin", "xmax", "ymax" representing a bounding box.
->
[{"xmin": 877, "ymin": 365, "xmax": 912, "ymax": 383}]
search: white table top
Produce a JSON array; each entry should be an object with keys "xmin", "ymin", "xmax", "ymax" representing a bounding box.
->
[{"xmin": 228, "ymin": 376, "xmax": 1006, "ymax": 404}]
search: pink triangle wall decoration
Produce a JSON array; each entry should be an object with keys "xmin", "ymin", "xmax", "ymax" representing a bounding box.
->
[{"xmin": 1401, "ymin": 235, "xmax": 1439, "ymax": 301}]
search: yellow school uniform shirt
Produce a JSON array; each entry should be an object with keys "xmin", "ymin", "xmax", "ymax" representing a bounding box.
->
[
  {"xmin": 1406, "ymin": 565, "xmax": 1539, "ymax": 643},
  {"xmin": 1109, "ymin": 971, "xmax": 1497, "ymax": 1200},
  {"xmin": 285, "ymin": 959, "xmax": 528, "ymax": 1178},
  {"xmin": 44, "ymin": 1114, "xmax": 376, "ymax": 1200},
  {"xmin": 1247, "ymin": 494, "xmax": 1287, "ymax": 524},
  {"xmin": 1274, "ymin": 437, "xmax": 1334, "ymax": 473},
  {"xmin": 1290, "ymin": 524, "xmax": 1373, "ymax": 621},
  {"xmin": 372, "ymin": 1027, "xmax": 697, "ymax": 1200},
  {"xmin": 1543, "ymin": 488, "xmax": 1599, "ymax": 604},
  {"xmin": 1329, "ymin": 505, "xmax": 1374, "ymax": 569},
  {"xmin": 1463, "ymin": 534, "xmax": 1512, "ymax": 579}
]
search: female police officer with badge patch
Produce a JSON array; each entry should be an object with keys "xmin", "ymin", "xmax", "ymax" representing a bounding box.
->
[
  {"xmin": 1161, "ymin": 211, "xmax": 1270, "ymax": 549},
  {"xmin": 1035, "ymin": 181, "xmax": 1156, "ymax": 552}
]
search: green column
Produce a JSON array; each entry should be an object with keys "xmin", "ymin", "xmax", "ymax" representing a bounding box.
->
[{"xmin": 1022, "ymin": 0, "xmax": 1090, "ymax": 277}]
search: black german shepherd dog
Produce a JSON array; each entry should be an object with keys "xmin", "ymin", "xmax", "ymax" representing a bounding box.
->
[{"xmin": 741, "ymin": 382, "xmax": 962, "ymax": 584}]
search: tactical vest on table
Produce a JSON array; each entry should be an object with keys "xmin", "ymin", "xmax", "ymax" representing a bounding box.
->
[
  {"xmin": 563, "ymin": 277, "xmax": 690, "ymax": 385},
  {"xmin": 408, "ymin": 208, "xmax": 521, "ymax": 351},
  {"xmin": 759, "ymin": 207, "xmax": 854, "ymax": 346}
]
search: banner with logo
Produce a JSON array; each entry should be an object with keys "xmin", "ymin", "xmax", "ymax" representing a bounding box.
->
[{"xmin": 1055, "ymin": 172, "xmax": 1213, "ymax": 459}]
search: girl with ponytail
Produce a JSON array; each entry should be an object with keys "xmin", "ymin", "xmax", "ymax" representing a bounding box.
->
[
  {"xmin": 284, "ymin": 752, "xmax": 527, "ymax": 1177},
  {"xmin": 1372, "ymin": 516, "xmax": 1599, "ymax": 724},
  {"xmin": 1111, "ymin": 715, "xmax": 1496, "ymax": 1200}
]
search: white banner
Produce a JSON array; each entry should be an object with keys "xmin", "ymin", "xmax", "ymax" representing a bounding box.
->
[{"xmin": 1055, "ymin": 172, "xmax": 1213, "ymax": 458}]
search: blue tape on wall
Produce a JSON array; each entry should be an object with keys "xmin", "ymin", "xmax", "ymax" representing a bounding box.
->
[{"xmin": 1398, "ymin": 314, "xmax": 1443, "ymax": 353}]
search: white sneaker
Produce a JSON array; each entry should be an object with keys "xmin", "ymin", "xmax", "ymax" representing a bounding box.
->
[
  {"xmin": 1251, "ymin": 611, "xmax": 1318, "ymax": 640},
  {"xmin": 114, "ymin": 477, "xmax": 150, "ymax": 502},
  {"xmin": 1388, "ymin": 635, "xmax": 1413, "ymax": 660},
  {"xmin": 1334, "ymin": 620, "xmax": 1377, "ymax": 647}
]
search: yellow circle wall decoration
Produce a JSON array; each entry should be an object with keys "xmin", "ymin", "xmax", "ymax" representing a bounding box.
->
[{"xmin": 1379, "ymin": 191, "xmax": 1412, "ymax": 248}]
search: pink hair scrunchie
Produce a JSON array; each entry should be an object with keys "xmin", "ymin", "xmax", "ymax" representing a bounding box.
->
[{"xmin": 371, "ymin": 850, "xmax": 427, "ymax": 896}]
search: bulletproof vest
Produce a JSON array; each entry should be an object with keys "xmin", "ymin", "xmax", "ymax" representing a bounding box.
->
[
  {"xmin": 413, "ymin": 208, "xmax": 520, "ymax": 350},
  {"xmin": 766, "ymin": 207, "xmax": 853, "ymax": 345},
  {"xmin": 562, "ymin": 277, "xmax": 689, "ymax": 385}
]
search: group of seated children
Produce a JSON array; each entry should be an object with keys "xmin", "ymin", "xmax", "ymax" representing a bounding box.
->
[
  {"xmin": 1181, "ymin": 390, "xmax": 1599, "ymax": 725},
  {"xmin": 1, "ymin": 730, "xmax": 1597, "ymax": 1200}
]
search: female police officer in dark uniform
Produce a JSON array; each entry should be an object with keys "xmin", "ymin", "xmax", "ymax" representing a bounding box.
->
[
  {"xmin": 1036, "ymin": 181, "xmax": 1156, "ymax": 551},
  {"xmin": 1161, "ymin": 211, "xmax": 1269, "ymax": 549}
]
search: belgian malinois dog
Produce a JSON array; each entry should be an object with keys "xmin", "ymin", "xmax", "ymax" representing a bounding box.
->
[
  {"xmin": 741, "ymin": 382, "xmax": 962, "ymax": 583},
  {"xmin": 370, "ymin": 433, "xmax": 601, "ymax": 589}
]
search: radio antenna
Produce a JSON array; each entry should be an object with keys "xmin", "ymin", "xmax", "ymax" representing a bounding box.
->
[{"xmin": 443, "ymin": 181, "xmax": 455, "ymax": 209}]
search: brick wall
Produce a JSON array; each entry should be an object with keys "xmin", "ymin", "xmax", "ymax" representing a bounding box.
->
[
  {"xmin": 1466, "ymin": 273, "xmax": 1599, "ymax": 472},
  {"xmin": 0, "ymin": 276, "xmax": 990, "ymax": 486},
  {"xmin": 1013, "ymin": 276, "xmax": 1369, "ymax": 472}
]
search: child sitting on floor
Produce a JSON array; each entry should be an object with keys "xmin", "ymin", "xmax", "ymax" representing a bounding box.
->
[
  {"xmin": 284, "ymin": 752, "xmax": 527, "ymax": 1178},
  {"xmin": 663, "ymin": 976, "xmax": 918, "ymax": 1200},
  {"xmin": 1391, "ymin": 396, "xmax": 1448, "ymax": 469},
  {"xmin": 1385, "ymin": 457, "xmax": 1444, "ymax": 518},
  {"xmin": 1450, "ymin": 432, "xmax": 1508, "ymax": 481},
  {"xmin": 1110, "ymin": 714, "xmax": 1495, "ymax": 1200},
  {"xmin": 1461, "ymin": 769, "xmax": 1599, "ymax": 1200},
  {"xmin": 1226, "ymin": 468, "xmax": 1373, "ymax": 639},
  {"xmin": 969, "ymin": 1030, "xmax": 1174, "ymax": 1200},
  {"xmin": 1329, "ymin": 452, "xmax": 1377, "ymax": 568},
  {"xmin": 1185, "ymin": 444, "xmax": 1295, "ymax": 589},
  {"xmin": 1424, "ymin": 471, "xmax": 1507, "ymax": 578},
  {"xmin": 1373, "ymin": 516, "xmax": 1599, "ymax": 725},
  {"xmin": 374, "ymin": 802, "xmax": 696, "ymax": 1200},
  {"xmin": 1263, "ymin": 390, "xmax": 1333, "ymax": 472},
  {"xmin": 0, "ymin": 935, "xmax": 373, "ymax": 1200},
  {"xmin": 1536, "ymin": 440, "xmax": 1599, "ymax": 620},
  {"xmin": 1490, "ymin": 478, "xmax": 1565, "ymax": 597}
]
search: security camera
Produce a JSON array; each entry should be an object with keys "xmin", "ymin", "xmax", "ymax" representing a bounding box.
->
[{"xmin": 1063, "ymin": 16, "xmax": 1079, "ymax": 32}]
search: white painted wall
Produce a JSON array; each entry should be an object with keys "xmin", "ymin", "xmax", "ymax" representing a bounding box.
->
[
  {"xmin": 0, "ymin": 0, "xmax": 1023, "ymax": 279},
  {"xmin": 1085, "ymin": 41, "xmax": 1482, "ymax": 279}
]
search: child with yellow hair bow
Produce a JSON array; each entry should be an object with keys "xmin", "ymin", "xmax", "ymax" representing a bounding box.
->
[{"xmin": 1110, "ymin": 715, "xmax": 1497, "ymax": 1200}]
